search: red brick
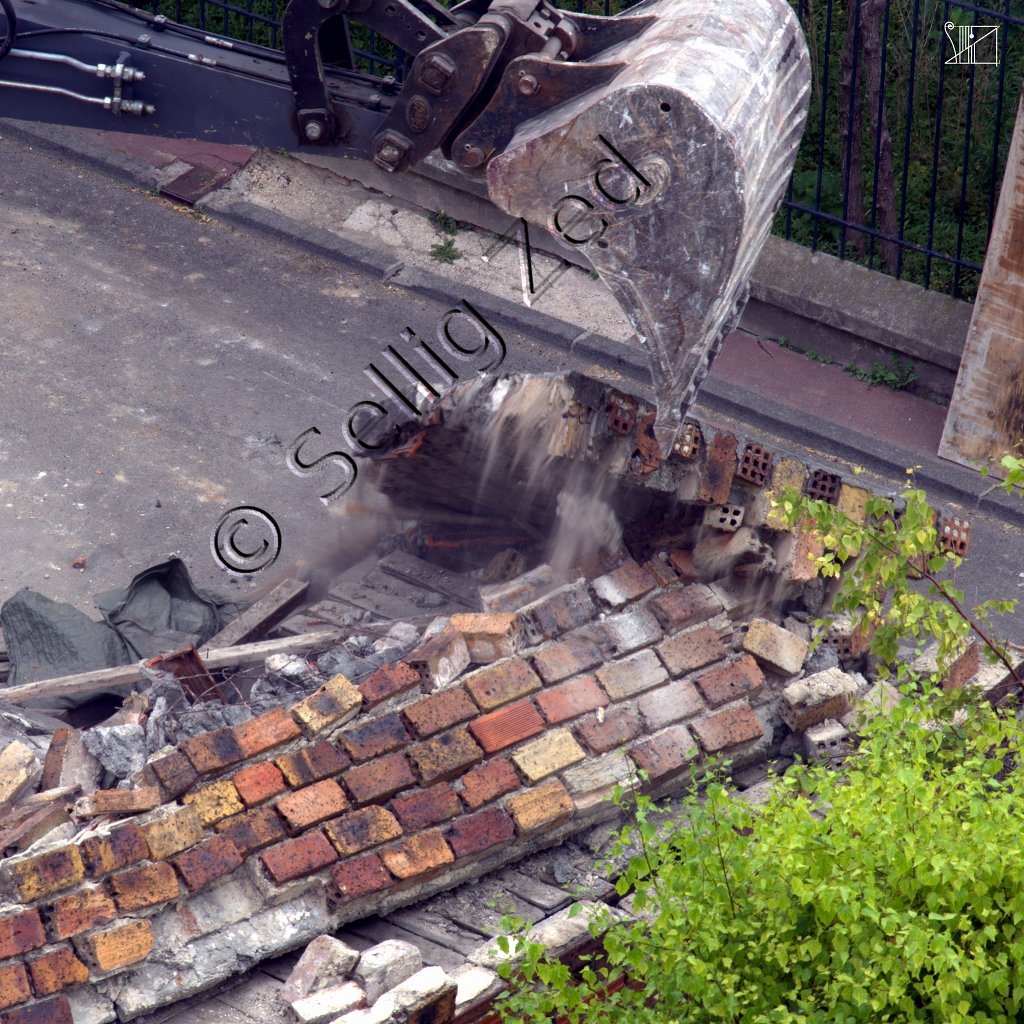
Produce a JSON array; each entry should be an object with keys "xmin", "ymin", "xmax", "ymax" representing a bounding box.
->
[
  {"xmin": 519, "ymin": 580, "xmax": 594, "ymax": 640},
  {"xmin": 232, "ymin": 707, "xmax": 302, "ymax": 758},
  {"xmin": 2, "ymin": 846, "xmax": 84, "ymax": 902},
  {"xmin": 180, "ymin": 728, "xmax": 245, "ymax": 775},
  {"xmin": 76, "ymin": 787, "xmax": 160, "ymax": 816},
  {"xmin": 379, "ymin": 830, "xmax": 453, "ymax": 881},
  {"xmin": 637, "ymin": 678, "xmax": 706, "ymax": 730},
  {"xmin": 260, "ymin": 832, "xmax": 338, "ymax": 885},
  {"xmin": 592, "ymin": 559, "xmax": 657, "ymax": 608},
  {"xmin": 339, "ymin": 714, "xmax": 410, "ymax": 762},
  {"xmin": 0, "ymin": 910, "xmax": 45, "ymax": 959},
  {"xmin": 0, "ymin": 962, "xmax": 31, "ymax": 1011},
  {"xmin": 629, "ymin": 725, "xmax": 699, "ymax": 782},
  {"xmin": 408, "ymin": 728, "xmax": 484, "ymax": 786},
  {"xmin": 360, "ymin": 662, "xmax": 421, "ymax": 707},
  {"xmin": 216, "ymin": 805, "xmax": 287, "ymax": 856},
  {"xmin": 330, "ymin": 854, "xmax": 393, "ymax": 907},
  {"xmin": 80, "ymin": 823, "xmax": 149, "ymax": 877},
  {"xmin": 459, "ymin": 759, "xmax": 521, "ymax": 811},
  {"xmin": 173, "ymin": 834, "xmax": 244, "ymax": 892},
  {"xmin": 531, "ymin": 637, "xmax": 604, "ymax": 685},
  {"xmin": 27, "ymin": 945, "xmax": 88, "ymax": 996},
  {"xmin": 110, "ymin": 862, "xmax": 179, "ymax": 911},
  {"xmin": 0, "ymin": 995, "xmax": 73, "ymax": 1024},
  {"xmin": 402, "ymin": 687, "xmax": 477, "ymax": 738},
  {"xmin": 649, "ymin": 585, "xmax": 723, "ymax": 632},
  {"xmin": 464, "ymin": 659, "xmax": 542, "ymax": 711},
  {"xmin": 445, "ymin": 807, "xmax": 515, "ymax": 859},
  {"xmin": 148, "ymin": 749, "xmax": 200, "ymax": 800},
  {"xmin": 575, "ymin": 704, "xmax": 642, "ymax": 754},
  {"xmin": 74, "ymin": 919, "xmax": 153, "ymax": 972},
  {"xmin": 343, "ymin": 753, "xmax": 416, "ymax": 806},
  {"xmin": 693, "ymin": 655, "xmax": 765, "ymax": 708},
  {"xmin": 535, "ymin": 676, "xmax": 608, "ymax": 724},
  {"xmin": 691, "ymin": 704, "xmax": 765, "ymax": 753},
  {"xmin": 468, "ymin": 700, "xmax": 544, "ymax": 753},
  {"xmin": 233, "ymin": 760, "xmax": 288, "ymax": 806},
  {"xmin": 390, "ymin": 784, "xmax": 462, "ymax": 831},
  {"xmin": 656, "ymin": 625, "xmax": 728, "ymax": 677},
  {"xmin": 277, "ymin": 779, "xmax": 350, "ymax": 834},
  {"xmin": 667, "ymin": 549, "xmax": 701, "ymax": 584},
  {"xmin": 47, "ymin": 888, "xmax": 117, "ymax": 941},
  {"xmin": 276, "ymin": 741, "xmax": 350, "ymax": 788},
  {"xmin": 324, "ymin": 806, "xmax": 402, "ymax": 857},
  {"xmin": 698, "ymin": 431, "xmax": 737, "ymax": 505}
]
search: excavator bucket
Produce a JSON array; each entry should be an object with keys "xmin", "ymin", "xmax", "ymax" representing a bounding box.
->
[{"xmin": 482, "ymin": 0, "xmax": 811, "ymax": 457}]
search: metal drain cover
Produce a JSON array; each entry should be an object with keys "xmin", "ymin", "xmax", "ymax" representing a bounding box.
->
[{"xmin": 159, "ymin": 164, "xmax": 231, "ymax": 205}]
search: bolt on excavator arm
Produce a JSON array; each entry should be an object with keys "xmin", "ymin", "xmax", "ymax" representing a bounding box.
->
[{"xmin": 0, "ymin": 0, "xmax": 810, "ymax": 446}]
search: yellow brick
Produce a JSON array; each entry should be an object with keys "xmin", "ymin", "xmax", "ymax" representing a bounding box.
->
[
  {"xmin": 291, "ymin": 674, "xmax": 362, "ymax": 736},
  {"xmin": 512, "ymin": 729, "xmax": 586, "ymax": 783},
  {"xmin": 506, "ymin": 780, "xmax": 574, "ymax": 833},
  {"xmin": 183, "ymin": 779, "xmax": 245, "ymax": 827},
  {"xmin": 78, "ymin": 919, "xmax": 153, "ymax": 972},
  {"xmin": 837, "ymin": 483, "xmax": 870, "ymax": 524},
  {"xmin": 765, "ymin": 458, "xmax": 810, "ymax": 530},
  {"xmin": 2, "ymin": 844, "xmax": 84, "ymax": 902},
  {"xmin": 449, "ymin": 612, "xmax": 522, "ymax": 663},
  {"xmin": 142, "ymin": 805, "xmax": 204, "ymax": 860}
]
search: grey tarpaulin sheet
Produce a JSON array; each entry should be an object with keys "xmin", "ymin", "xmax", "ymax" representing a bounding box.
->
[{"xmin": 1, "ymin": 558, "xmax": 233, "ymax": 702}]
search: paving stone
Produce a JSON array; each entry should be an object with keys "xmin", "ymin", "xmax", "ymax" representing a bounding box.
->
[
  {"xmin": 354, "ymin": 940, "xmax": 423, "ymax": 1004},
  {"xmin": 458, "ymin": 759, "xmax": 521, "ymax": 812},
  {"xmin": 179, "ymin": 727, "xmax": 246, "ymax": 776},
  {"xmin": 656, "ymin": 624, "xmax": 728, "ymax": 677},
  {"xmin": 233, "ymin": 761, "xmax": 288, "ymax": 807},
  {"xmin": 698, "ymin": 432, "xmax": 737, "ymax": 505},
  {"xmin": 468, "ymin": 700, "xmax": 544, "ymax": 753},
  {"xmin": 343, "ymin": 753, "xmax": 417, "ymax": 806},
  {"xmin": 75, "ymin": 919, "xmax": 153, "ymax": 972},
  {"xmin": 464, "ymin": 659, "xmax": 543, "ymax": 711},
  {"xmin": 276, "ymin": 741, "xmax": 350, "ymax": 788},
  {"xmin": 694, "ymin": 655, "xmax": 766, "ymax": 708},
  {"xmin": 324, "ymin": 806, "xmax": 403, "ymax": 857},
  {"xmin": 531, "ymin": 636, "xmax": 604, "ymax": 685},
  {"xmin": 575, "ymin": 704, "xmax": 641, "ymax": 753},
  {"xmin": 172, "ymin": 834, "xmax": 244, "ymax": 892},
  {"xmin": 1, "ymin": 995, "xmax": 73, "ymax": 1024},
  {"xmin": 445, "ymin": 807, "xmax": 515, "ymax": 859},
  {"xmin": 260, "ymin": 832, "xmax": 339, "ymax": 885},
  {"xmin": 0, "ymin": 910, "xmax": 46, "ymax": 959},
  {"xmin": 596, "ymin": 650, "xmax": 668, "ymax": 701},
  {"xmin": 408, "ymin": 728, "xmax": 484, "ymax": 785},
  {"xmin": 48, "ymin": 887, "xmax": 117, "ymax": 941},
  {"xmin": 361, "ymin": 662, "xmax": 421, "ymax": 708},
  {"xmin": 449, "ymin": 612, "xmax": 524, "ymax": 663},
  {"xmin": 0, "ymin": 961, "xmax": 31, "ymax": 1011},
  {"xmin": 512, "ymin": 729, "xmax": 586, "ymax": 782},
  {"xmin": 80, "ymin": 823, "xmax": 149, "ymax": 876},
  {"xmin": 292, "ymin": 674, "xmax": 363, "ymax": 736},
  {"xmin": 599, "ymin": 607, "xmax": 663, "ymax": 655},
  {"xmin": 110, "ymin": 862, "xmax": 179, "ymax": 911},
  {"xmin": 629, "ymin": 725, "xmax": 699, "ymax": 782},
  {"xmin": 506, "ymin": 780, "xmax": 574, "ymax": 833},
  {"xmin": 339, "ymin": 715, "xmax": 411, "ymax": 762},
  {"xmin": 379, "ymin": 831, "xmax": 454, "ymax": 882},
  {"xmin": 148, "ymin": 749, "xmax": 199, "ymax": 800},
  {"xmin": 535, "ymin": 675, "xmax": 608, "ymax": 724},
  {"xmin": 782, "ymin": 667, "xmax": 860, "ymax": 731},
  {"xmin": 27, "ymin": 945, "xmax": 89, "ymax": 996},
  {"xmin": 331, "ymin": 854, "xmax": 394, "ymax": 907},
  {"xmin": 2, "ymin": 845, "xmax": 84, "ymax": 903},
  {"xmin": 691, "ymin": 704, "xmax": 765, "ymax": 753},
  {"xmin": 183, "ymin": 779, "xmax": 245, "ymax": 827},
  {"xmin": 282, "ymin": 934, "xmax": 361, "ymax": 1003},
  {"xmin": 216, "ymin": 805, "xmax": 287, "ymax": 857},
  {"xmin": 390, "ymin": 784, "xmax": 462, "ymax": 831},
  {"xmin": 232, "ymin": 708, "xmax": 303, "ymax": 758},
  {"xmin": 518, "ymin": 580, "xmax": 595, "ymax": 644},
  {"xmin": 591, "ymin": 560, "xmax": 657, "ymax": 609},
  {"xmin": 637, "ymin": 678, "xmax": 706, "ymax": 731},
  {"xmin": 278, "ymin": 779, "xmax": 351, "ymax": 834},
  {"xmin": 402, "ymin": 688, "xmax": 478, "ymax": 738},
  {"xmin": 649, "ymin": 585, "xmax": 723, "ymax": 631},
  {"xmin": 742, "ymin": 618, "xmax": 809, "ymax": 676}
]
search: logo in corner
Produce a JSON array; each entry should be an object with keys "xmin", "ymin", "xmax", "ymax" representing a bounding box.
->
[{"xmin": 944, "ymin": 22, "xmax": 999, "ymax": 65}]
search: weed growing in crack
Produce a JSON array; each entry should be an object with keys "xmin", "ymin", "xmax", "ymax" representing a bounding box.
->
[{"xmin": 430, "ymin": 236, "xmax": 462, "ymax": 264}]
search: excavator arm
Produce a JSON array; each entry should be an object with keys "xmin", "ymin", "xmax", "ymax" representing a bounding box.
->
[{"xmin": 0, "ymin": 0, "xmax": 811, "ymax": 456}]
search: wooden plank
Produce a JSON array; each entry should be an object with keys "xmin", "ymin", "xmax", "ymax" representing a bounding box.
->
[
  {"xmin": 205, "ymin": 579, "xmax": 308, "ymax": 649},
  {"xmin": 940, "ymin": 84, "xmax": 1024, "ymax": 473},
  {"xmin": 384, "ymin": 908, "xmax": 483, "ymax": 955},
  {"xmin": 347, "ymin": 917, "xmax": 467, "ymax": 970},
  {"xmin": 329, "ymin": 570, "xmax": 454, "ymax": 622},
  {"xmin": 0, "ymin": 630, "xmax": 339, "ymax": 706},
  {"xmin": 494, "ymin": 869, "xmax": 573, "ymax": 913},
  {"xmin": 377, "ymin": 551, "xmax": 480, "ymax": 609}
]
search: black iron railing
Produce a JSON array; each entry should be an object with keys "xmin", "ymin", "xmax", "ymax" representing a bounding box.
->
[{"xmin": 135, "ymin": 0, "xmax": 1024, "ymax": 302}]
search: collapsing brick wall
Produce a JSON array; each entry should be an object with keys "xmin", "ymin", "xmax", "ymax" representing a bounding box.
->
[{"xmin": 0, "ymin": 372, "xmax": 969, "ymax": 1024}]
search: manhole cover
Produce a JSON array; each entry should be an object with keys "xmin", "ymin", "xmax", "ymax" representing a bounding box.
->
[{"xmin": 160, "ymin": 164, "xmax": 231, "ymax": 205}]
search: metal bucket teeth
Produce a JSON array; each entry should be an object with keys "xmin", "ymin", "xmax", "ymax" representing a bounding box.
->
[{"xmin": 485, "ymin": 0, "xmax": 811, "ymax": 455}]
